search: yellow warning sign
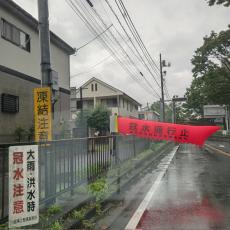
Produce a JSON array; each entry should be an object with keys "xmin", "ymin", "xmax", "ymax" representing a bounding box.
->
[{"xmin": 34, "ymin": 87, "xmax": 52, "ymax": 142}]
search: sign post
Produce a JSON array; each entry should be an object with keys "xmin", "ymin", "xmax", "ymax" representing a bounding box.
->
[
  {"xmin": 9, "ymin": 145, "xmax": 39, "ymax": 228},
  {"xmin": 34, "ymin": 87, "xmax": 52, "ymax": 142}
]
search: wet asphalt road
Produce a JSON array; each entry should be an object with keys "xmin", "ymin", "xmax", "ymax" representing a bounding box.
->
[
  {"xmin": 96, "ymin": 143, "xmax": 230, "ymax": 230},
  {"xmin": 137, "ymin": 144, "xmax": 230, "ymax": 230}
]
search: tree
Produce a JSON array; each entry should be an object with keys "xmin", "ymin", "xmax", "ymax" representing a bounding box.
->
[
  {"xmin": 191, "ymin": 27, "xmax": 230, "ymax": 77},
  {"xmin": 75, "ymin": 109, "xmax": 91, "ymax": 128},
  {"xmin": 74, "ymin": 109, "xmax": 92, "ymax": 137},
  {"xmin": 87, "ymin": 105, "xmax": 111, "ymax": 134},
  {"xmin": 185, "ymin": 77, "xmax": 208, "ymax": 115},
  {"xmin": 206, "ymin": 0, "xmax": 230, "ymax": 6},
  {"xmin": 186, "ymin": 27, "xmax": 230, "ymax": 115},
  {"xmin": 151, "ymin": 101, "xmax": 173, "ymax": 122}
]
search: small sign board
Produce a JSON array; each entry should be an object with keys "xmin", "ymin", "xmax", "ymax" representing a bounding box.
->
[
  {"xmin": 204, "ymin": 105, "xmax": 226, "ymax": 118},
  {"xmin": 9, "ymin": 145, "xmax": 39, "ymax": 228},
  {"xmin": 34, "ymin": 87, "xmax": 52, "ymax": 142}
]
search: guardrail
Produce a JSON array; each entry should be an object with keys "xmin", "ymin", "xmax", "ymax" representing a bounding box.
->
[{"xmin": 0, "ymin": 135, "xmax": 152, "ymax": 223}]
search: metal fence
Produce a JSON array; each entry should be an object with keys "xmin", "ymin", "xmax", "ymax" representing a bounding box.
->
[{"xmin": 0, "ymin": 135, "xmax": 151, "ymax": 222}]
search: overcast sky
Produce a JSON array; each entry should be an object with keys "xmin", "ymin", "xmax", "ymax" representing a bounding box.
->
[{"xmin": 14, "ymin": 0, "xmax": 229, "ymax": 106}]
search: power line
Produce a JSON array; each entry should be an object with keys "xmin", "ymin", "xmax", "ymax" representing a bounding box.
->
[
  {"xmin": 71, "ymin": 54, "xmax": 113, "ymax": 78},
  {"xmin": 88, "ymin": 3, "xmax": 161, "ymax": 98},
  {"xmin": 70, "ymin": 0, "xmax": 161, "ymax": 98},
  {"xmin": 115, "ymin": 0, "xmax": 161, "ymax": 76},
  {"xmin": 104, "ymin": 0, "xmax": 162, "ymax": 90},
  {"xmin": 76, "ymin": 0, "xmax": 141, "ymax": 78},
  {"xmin": 75, "ymin": 24, "xmax": 113, "ymax": 52},
  {"xmin": 67, "ymin": 0, "xmax": 160, "ymax": 98}
]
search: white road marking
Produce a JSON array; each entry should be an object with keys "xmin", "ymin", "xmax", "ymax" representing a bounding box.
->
[
  {"xmin": 125, "ymin": 146, "xmax": 179, "ymax": 230},
  {"xmin": 219, "ymin": 144, "xmax": 225, "ymax": 148}
]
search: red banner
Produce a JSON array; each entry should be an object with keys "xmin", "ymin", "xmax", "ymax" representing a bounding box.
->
[{"xmin": 117, "ymin": 117, "xmax": 220, "ymax": 146}]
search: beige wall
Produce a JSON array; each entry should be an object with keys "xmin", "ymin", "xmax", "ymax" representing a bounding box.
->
[
  {"xmin": 0, "ymin": 70, "xmax": 70, "ymax": 143},
  {"xmin": 76, "ymin": 80, "xmax": 121, "ymax": 98},
  {"xmin": 0, "ymin": 71, "xmax": 36, "ymax": 143},
  {"xmin": 119, "ymin": 96, "xmax": 138, "ymax": 118},
  {"xmin": 118, "ymin": 106, "xmax": 138, "ymax": 118},
  {"xmin": 74, "ymin": 79, "xmax": 140, "ymax": 118},
  {"xmin": 0, "ymin": 7, "xmax": 70, "ymax": 90},
  {"xmin": 76, "ymin": 95, "xmax": 139, "ymax": 118}
]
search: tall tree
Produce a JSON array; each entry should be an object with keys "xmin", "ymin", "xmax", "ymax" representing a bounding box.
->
[
  {"xmin": 206, "ymin": 0, "xmax": 230, "ymax": 6},
  {"xmin": 186, "ymin": 27, "xmax": 230, "ymax": 115},
  {"xmin": 191, "ymin": 27, "xmax": 230, "ymax": 77}
]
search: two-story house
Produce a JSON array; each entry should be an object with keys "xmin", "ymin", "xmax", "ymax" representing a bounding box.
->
[
  {"xmin": 71, "ymin": 77, "xmax": 141, "ymax": 118},
  {"xmin": 0, "ymin": 0, "xmax": 75, "ymax": 143}
]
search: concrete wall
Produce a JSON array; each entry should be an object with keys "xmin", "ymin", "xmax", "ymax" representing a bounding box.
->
[
  {"xmin": 0, "ymin": 71, "xmax": 70, "ymax": 143},
  {"xmin": 0, "ymin": 7, "xmax": 70, "ymax": 89},
  {"xmin": 53, "ymin": 90, "xmax": 71, "ymax": 137},
  {"xmin": 70, "ymin": 87, "xmax": 77, "ymax": 119},
  {"xmin": 0, "ymin": 71, "xmax": 36, "ymax": 143},
  {"xmin": 0, "ymin": 6, "xmax": 72, "ymax": 142}
]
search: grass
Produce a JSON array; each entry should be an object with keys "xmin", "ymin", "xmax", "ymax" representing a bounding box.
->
[
  {"xmin": 71, "ymin": 208, "xmax": 86, "ymax": 221},
  {"xmin": 27, "ymin": 141, "xmax": 169, "ymax": 229},
  {"xmin": 47, "ymin": 204, "xmax": 62, "ymax": 217},
  {"xmin": 48, "ymin": 221, "xmax": 63, "ymax": 230}
]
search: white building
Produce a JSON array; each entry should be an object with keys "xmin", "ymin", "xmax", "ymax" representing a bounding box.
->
[
  {"xmin": 71, "ymin": 77, "xmax": 141, "ymax": 118},
  {"xmin": 0, "ymin": 0, "xmax": 75, "ymax": 142},
  {"xmin": 203, "ymin": 105, "xmax": 229, "ymax": 130},
  {"xmin": 138, "ymin": 107, "xmax": 160, "ymax": 121}
]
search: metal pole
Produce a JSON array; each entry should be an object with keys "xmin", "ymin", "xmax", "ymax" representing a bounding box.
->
[
  {"xmin": 38, "ymin": 0, "xmax": 51, "ymax": 87},
  {"xmin": 160, "ymin": 54, "xmax": 165, "ymax": 122},
  {"xmin": 80, "ymin": 87, "xmax": 83, "ymax": 111},
  {"xmin": 172, "ymin": 100, "xmax": 176, "ymax": 123},
  {"xmin": 225, "ymin": 105, "xmax": 229, "ymax": 131}
]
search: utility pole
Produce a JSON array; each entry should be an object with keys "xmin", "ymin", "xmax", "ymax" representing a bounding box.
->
[
  {"xmin": 38, "ymin": 0, "xmax": 51, "ymax": 87},
  {"xmin": 160, "ymin": 53, "xmax": 165, "ymax": 122},
  {"xmin": 79, "ymin": 87, "xmax": 83, "ymax": 111},
  {"xmin": 172, "ymin": 98, "xmax": 176, "ymax": 123}
]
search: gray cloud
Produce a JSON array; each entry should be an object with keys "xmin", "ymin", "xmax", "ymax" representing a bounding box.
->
[{"xmin": 14, "ymin": 0, "xmax": 229, "ymax": 105}]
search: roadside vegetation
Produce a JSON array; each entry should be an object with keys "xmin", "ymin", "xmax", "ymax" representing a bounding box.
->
[{"xmin": 29, "ymin": 140, "xmax": 171, "ymax": 229}]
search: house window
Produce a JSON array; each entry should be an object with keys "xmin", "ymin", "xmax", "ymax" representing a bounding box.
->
[
  {"xmin": 95, "ymin": 83, "xmax": 97, "ymax": 91},
  {"xmin": 101, "ymin": 98, "xmax": 117, "ymax": 107},
  {"xmin": 1, "ymin": 93, "xmax": 19, "ymax": 113},
  {"xmin": 91, "ymin": 84, "xmax": 94, "ymax": 91},
  {"xmin": 138, "ymin": 114, "xmax": 145, "ymax": 119},
  {"xmin": 1, "ymin": 18, "xmax": 30, "ymax": 52},
  {"xmin": 76, "ymin": 100, "xmax": 83, "ymax": 110},
  {"xmin": 123, "ymin": 99, "xmax": 125, "ymax": 108},
  {"xmin": 127, "ymin": 101, "xmax": 129, "ymax": 110}
]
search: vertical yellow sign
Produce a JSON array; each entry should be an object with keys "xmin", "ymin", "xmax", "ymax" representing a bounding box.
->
[{"xmin": 34, "ymin": 87, "xmax": 52, "ymax": 142}]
